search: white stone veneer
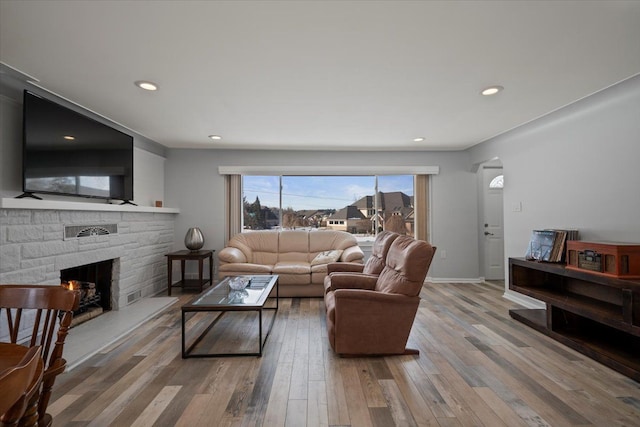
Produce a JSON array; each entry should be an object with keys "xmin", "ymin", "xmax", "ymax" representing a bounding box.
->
[{"xmin": 0, "ymin": 208, "xmax": 177, "ymax": 309}]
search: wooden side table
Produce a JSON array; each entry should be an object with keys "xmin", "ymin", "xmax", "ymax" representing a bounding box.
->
[{"xmin": 165, "ymin": 249, "xmax": 214, "ymax": 295}]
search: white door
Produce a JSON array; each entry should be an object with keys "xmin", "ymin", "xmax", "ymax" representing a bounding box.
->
[{"xmin": 482, "ymin": 167, "xmax": 504, "ymax": 280}]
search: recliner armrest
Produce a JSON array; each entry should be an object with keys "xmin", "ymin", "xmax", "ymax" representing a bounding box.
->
[
  {"xmin": 328, "ymin": 273, "xmax": 377, "ymax": 291},
  {"xmin": 327, "ymin": 262, "xmax": 365, "ymax": 274}
]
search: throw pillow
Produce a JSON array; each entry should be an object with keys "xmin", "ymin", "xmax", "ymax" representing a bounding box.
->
[{"xmin": 310, "ymin": 249, "xmax": 343, "ymax": 266}]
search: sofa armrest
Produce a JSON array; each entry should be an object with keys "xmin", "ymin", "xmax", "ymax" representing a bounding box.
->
[
  {"xmin": 218, "ymin": 247, "xmax": 247, "ymax": 263},
  {"xmin": 341, "ymin": 245, "xmax": 365, "ymax": 263},
  {"xmin": 327, "ymin": 262, "xmax": 365, "ymax": 274},
  {"xmin": 328, "ymin": 273, "xmax": 377, "ymax": 291}
]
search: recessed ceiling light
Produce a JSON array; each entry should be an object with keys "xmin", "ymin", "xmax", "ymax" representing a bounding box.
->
[
  {"xmin": 63, "ymin": 135, "xmax": 75, "ymax": 141},
  {"xmin": 134, "ymin": 80, "xmax": 158, "ymax": 91},
  {"xmin": 481, "ymin": 85, "xmax": 504, "ymax": 96},
  {"xmin": 208, "ymin": 135, "xmax": 222, "ymax": 140},
  {"xmin": 413, "ymin": 137, "xmax": 425, "ymax": 142}
]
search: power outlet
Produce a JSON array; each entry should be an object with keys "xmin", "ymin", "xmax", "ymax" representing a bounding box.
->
[{"xmin": 440, "ymin": 249, "xmax": 447, "ymax": 259}]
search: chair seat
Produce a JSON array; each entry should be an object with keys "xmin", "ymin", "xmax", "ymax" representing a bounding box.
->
[{"xmin": 0, "ymin": 345, "xmax": 43, "ymax": 426}]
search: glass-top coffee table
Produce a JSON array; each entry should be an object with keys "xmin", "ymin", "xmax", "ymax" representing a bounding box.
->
[{"xmin": 181, "ymin": 275, "xmax": 279, "ymax": 358}]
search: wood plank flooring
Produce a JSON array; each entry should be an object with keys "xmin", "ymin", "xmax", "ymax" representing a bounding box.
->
[{"xmin": 49, "ymin": 281, "xmax": 640, "ymax": 426}]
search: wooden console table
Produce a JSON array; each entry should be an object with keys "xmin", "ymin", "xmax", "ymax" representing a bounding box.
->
[
  {"xmin": 508, "ymin": 257, "xmax": 640, "ymax": 381},
  {"xmin": 166, "ymin": 250, "xmax": 214, "ymax": 296}
]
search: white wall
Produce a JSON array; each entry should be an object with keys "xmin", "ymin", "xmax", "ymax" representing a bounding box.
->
[
  {"xmin": 165, "ymin": 149, "xmax": 480, "ymax": 280},
  {"xmin": 469, "ymin": 75, "xmax": 640, "ymax": 296},
  {"xmin": 0, "ymin": 94, "xmax": 22, "ymax": 195},
  {"xmin": 133, "ymin": 148, "xmax": 166, "ymax": 208}
]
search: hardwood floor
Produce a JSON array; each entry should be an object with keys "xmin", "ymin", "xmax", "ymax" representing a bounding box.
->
[{"xmin": 49, "ymin": 281, "xmax": 640, "ymax": 426}]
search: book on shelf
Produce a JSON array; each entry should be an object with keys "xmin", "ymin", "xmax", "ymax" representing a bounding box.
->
[{"xmin": 525, "ymin": 228, "xmax": 579, "ymax": 262}]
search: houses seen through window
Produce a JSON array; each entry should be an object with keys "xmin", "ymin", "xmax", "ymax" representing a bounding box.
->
[{"xmin": 242, "ymin": 175, "xmax": 415, "ymax": 239}]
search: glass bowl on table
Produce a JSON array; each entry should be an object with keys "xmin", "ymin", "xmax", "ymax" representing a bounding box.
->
[{"xmin": 228, "ymin": 276, "xmax": 250, "ymax": 291}]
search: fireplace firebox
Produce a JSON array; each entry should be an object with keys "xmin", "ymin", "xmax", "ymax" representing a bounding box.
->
[{"xmin": 60, "ymin": 259, "xmax": 113, "ymax": 326}]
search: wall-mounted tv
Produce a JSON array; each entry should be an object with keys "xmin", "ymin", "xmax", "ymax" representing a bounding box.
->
[{"xmin": 22, "ymin": 90, "xmax": 134, "ymax": 201}]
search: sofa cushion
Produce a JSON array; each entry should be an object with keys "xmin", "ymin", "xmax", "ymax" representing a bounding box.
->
[
  {"xmin": 341, "ymin": 246, "xmax": 366, "ymax": 263},
  {"xmin": 278, "ymin": 230, "xmax": 310, "ymax": 262},
  {"xmin": 309, "ymin": 230, "xmax": 358, "ymax": 253},
  {"xmin": 273, "ymin": 261, "xmax": 311, "ymax": 274},
  {"xmin": 231, "ymin": 232, "xmax": 279, "ymax": 265},
  {"xmin": 310, "ymin": 250, "xmax": 343, "ymax": 266}
]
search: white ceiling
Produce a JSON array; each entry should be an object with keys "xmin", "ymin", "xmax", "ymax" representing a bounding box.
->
[{"xmin": 1, "ymin": 1, "xmax": 640, "ymax": 151}]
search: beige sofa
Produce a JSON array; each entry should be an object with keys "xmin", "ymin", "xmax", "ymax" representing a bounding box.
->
[{"xmin": 218, "ymin": 230, "xmax": 364, "ymax": 297}]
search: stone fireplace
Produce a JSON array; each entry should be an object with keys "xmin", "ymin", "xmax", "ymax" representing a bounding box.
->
[
  {"xmin": 0, "ymin": 199, "xmax": 179, "ymax": 362},
  {"xmin": 0, "ymin": 200, "xmax": 178, "ymax": 310}
]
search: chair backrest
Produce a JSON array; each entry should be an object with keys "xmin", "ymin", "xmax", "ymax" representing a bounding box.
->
[
  {"xmin": 0, "ymin": 284, "xmax": 79, "ymax": 423},
  {"xmin": 0, "ymin": 345, "xmax": 42, "ymax": 418},
  {"xmin": 362, "ymin": 231, "xmax": 400, "ymax": 275},
  {"xmin": 375, "ymin": 236, "xmax": 436, "ymax": 297}
]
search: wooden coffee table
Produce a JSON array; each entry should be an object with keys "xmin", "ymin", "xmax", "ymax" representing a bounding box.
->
[{"xmin": 181, "ymin": 275, "xmax": 279, "ymax": 358}]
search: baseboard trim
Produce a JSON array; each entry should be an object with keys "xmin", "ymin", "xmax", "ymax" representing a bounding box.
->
[{"xmin": 426, "ymin": 277, "xmax": 484, "ymax": 284}]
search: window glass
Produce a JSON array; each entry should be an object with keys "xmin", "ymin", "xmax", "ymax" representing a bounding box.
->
[
  {"xmin": 377, "ymin": 175, "xmax": 414, "ymax": 237},
  {"xmin": 282, "ymin": 175, "xmax": 374, "ymax": 232},
  {"xmin": 242, "ymin": 176, "xmax": 280, "ymax": 230},
  {"xmin": 242, "ymin": 175, "xmax": 414, "ymax": 238},
  {"xmin": 489, "ymin": 175, "xmax": 504, "ymax": 189}
]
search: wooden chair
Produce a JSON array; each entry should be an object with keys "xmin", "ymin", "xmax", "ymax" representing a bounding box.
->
[
  {"xmin": 0, "ymin": 285, "xmax": 79, "ymax": 427},
  {"xmin": 0, "ymin": 346, "xmax": 43, "ymax": 427}
]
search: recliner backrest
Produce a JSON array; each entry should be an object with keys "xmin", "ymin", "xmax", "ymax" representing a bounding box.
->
[
  {"xmin": 375, "ymin": 236, "xmax": 436, "ymax": 296},
  {"xmin": 362, "ymin": 231, "xmax": 400, "ymax": 275}
]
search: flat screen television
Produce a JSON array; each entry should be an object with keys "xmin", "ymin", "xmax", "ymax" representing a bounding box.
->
[{"xmin": 22, "ymin": 90, "xmax": 134, "ymax": 201}]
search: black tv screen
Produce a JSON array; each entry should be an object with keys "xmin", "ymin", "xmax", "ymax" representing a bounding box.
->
[{"xmin": 22, "ymin": 90, "xmax": 134, "ymax": 201}]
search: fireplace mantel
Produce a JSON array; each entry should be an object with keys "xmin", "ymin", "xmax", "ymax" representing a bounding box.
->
[{"xmin": 0, "ymin": 197, "xmax": 179, "ymax": 213}]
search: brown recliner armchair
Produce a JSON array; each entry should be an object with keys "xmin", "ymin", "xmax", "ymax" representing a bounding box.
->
[
  {"xmin": 324, "ymin": 235, "xmax": 436, "ymax": 355},
  {"xmin": 325, "ymin": 230, "xmax": 400, "ymax": 279}
]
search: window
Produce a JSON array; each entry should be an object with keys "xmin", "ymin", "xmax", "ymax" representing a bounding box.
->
[
  {"xmin": 489, "ymin": 175, "xmax": 504, "ymax": 189},
  {"xmin": 242, "ymin": 175, "xmax": 415, "ymax": 238}
]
